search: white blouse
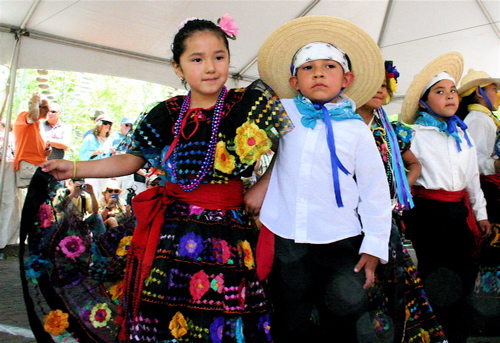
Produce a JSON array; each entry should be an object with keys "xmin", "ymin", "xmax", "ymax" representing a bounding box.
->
[
  {"xmin": 411, "ymin": 124, "xmax": 488, "ymax": 221},
  {"xmin": 463, "ymin": 110, "xmax": 498, "ymax": 175},
  {"xmin": 260, "ymin": 98, "xmax": 392, "ymax": 263}
]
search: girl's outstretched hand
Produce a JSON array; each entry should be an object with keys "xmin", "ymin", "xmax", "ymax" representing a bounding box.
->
[{"xmin": 40, "ymin": 159, "xmax": 73, "ymax": 180}]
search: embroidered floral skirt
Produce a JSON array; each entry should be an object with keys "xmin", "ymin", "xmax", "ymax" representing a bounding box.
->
[
  {"xmin": 368, "ymin": 212, "xmax": 448, "ymax": 343},
  {"xmin": 126, "ymin": 200, "xmax": 272, "ymax": 342},
  {"xmin": 21, "ymin": 171, "xmax": 271, "ymax": 343}
]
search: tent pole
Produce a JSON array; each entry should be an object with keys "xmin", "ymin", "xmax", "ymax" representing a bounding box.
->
[
  {"xmin": 378, "ymin": 0, "xmax": 394, "ymax": 47},
  {"xmin": 476, "ymin": 0, "xmax": 500, "ymax": 39},
  {"xmin": 1, "ymin": 0, "xmax": 42, "ymax": 201},
  {"xmin": 0, "ymin": 31, "xmax": 22, "ymax": 213}
]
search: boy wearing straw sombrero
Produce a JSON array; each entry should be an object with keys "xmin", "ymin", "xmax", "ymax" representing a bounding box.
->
[
  {"xmin": 400, "ymin": 52, "xmax": 491, "ymax": 343},
  {"xmin": 248, "ymin": 15, "xmax": 392, "ymax": 342}
]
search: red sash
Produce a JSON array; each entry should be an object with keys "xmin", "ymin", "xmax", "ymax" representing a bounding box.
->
[
  {"xmin": 412, "ymin": 186, "xmax": 483, "ymax": 258},
  {"xmin": 480, "ymin": 173, "xmax": 500, "ymax": 188}
]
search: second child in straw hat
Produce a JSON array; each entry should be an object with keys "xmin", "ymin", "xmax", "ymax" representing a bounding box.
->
[
  {"xmin": 457, "ymin": 68, "xmax": 500, "ymax": 175},
  {"xmin": 250, "ymin": 15, "xmax": 392, "ymax": 342},
  {"xmin": 401, "ymin": 52, "xmax": 491, "ymax": 343}
]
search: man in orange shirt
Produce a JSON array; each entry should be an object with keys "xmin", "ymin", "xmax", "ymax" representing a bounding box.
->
[{"xmin": 14, "ymin": 92, "xmax": 52, "ymax": 188}]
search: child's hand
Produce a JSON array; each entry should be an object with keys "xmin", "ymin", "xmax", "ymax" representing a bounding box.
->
[
  {"xmin": 478, "ymin": 219, "xmax": 492, "ymax": 236},
  {"xmin": 354, "ymin": 253, "xmax": 379, "ymax": 289},
  {"xmin": 244, "ymin": 180, "xmax": 267, "ymax": 217}
]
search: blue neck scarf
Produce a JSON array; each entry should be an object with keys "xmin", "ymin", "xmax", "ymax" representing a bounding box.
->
[
  {"xmin": 415, "ymin": 110, "xmax": 473, "ymax": 152},
  {"xmin": 294, "ymin": 94, "xmax": 362, "ymax": 207}
]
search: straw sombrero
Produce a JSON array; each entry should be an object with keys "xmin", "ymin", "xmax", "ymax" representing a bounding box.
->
[
  {"xmin": 458, "ymin": 68, "xmax": 500, "ymax": 97},
  {"xmin": 400, "ymin": 52, "xmax": 463, "ymax": 124},
  {"xmin": 258, "ymin": 15, "xmax": 384, "ymax": 107}
]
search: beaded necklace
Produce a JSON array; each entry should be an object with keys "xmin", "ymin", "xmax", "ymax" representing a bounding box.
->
[{"xmin": 171, "ymin": 86, "xmax": 227, "ymax": 191}]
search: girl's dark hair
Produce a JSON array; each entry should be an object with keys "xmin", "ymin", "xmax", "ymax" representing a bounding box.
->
[
  {"xmin": 457, "ymin": 91, "xmax": 480, "ymax": 120},
  {"xmin": 171, "ymin": 19, "xmax": 230, "ymax": 64}
]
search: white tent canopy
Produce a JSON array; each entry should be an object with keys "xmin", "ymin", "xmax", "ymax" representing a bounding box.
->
[{"xmin": 2, "ymin": 0, "xmax": 500, "ymax": 115}]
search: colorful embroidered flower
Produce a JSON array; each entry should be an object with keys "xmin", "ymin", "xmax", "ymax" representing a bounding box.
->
[
  {"xmin": 108, "ymin": 280, "xmax": 124, "ymax": 301},
  {"xmin": 209, "ymin": 316, "xmax": 225, "ymax": 343},
  {"xmin": 237, "ymin": 279, "xmax": 247, "ymax": 308},
  {"xmin": 238, "ymin": 240, "xmax": 255, "ymax": 270},
  {"xmin": 37, "ymin": 202, "xmax": 54, "ymax": 228},
  {"xmin": 25, "ymin": 255, "xmax": 51, "ymax": 280},
  {"xmin": 189, "ymin": 205, "xmax": 205, "ymax": 216},
  {"xmin": 59, "ymin": 235, "xmax": 86, "ymax": 260},
  {"xmin": 395, "ymin": 125, "xmax": 412, "ymax": 143},
  {"xmin": 206, "ymin": 209, "xmax": 225, "ymax": 222},
  {"xmin": 258, "ymin": 314, "xmax": 272, "ymax": 341},
  {"xmin": 43, "ymin": 309, "xmax": 69, "ymax": 336},
  {"xmin": 235, "ymin": 121, "xmax": 271, "ymax": 165},
  {"xmin": 169, "ymin": 311, "xmax": 188, "ymax": 338},
  {"xmin": 214, "ymin": 141, "xmax": 236, "ymax": 174},
  {"xmin": 116, "ymin": 236, "xmax": 132, "ymax": 257},
  {"xmin": 217, "ymin": 13, "xmax": 238, "ymax": 39},
  {"xmin": 210, "ymin": 274, "xmax": 225, "ymax": 293},
  {"xmin": 179, "ymin": 232, "xmax": 204, "ymax": 260},
  {"xmin": 213, "ymin": 238, "xmax": 231, "ymax": 264},
  {"xmin": 89, "ymin": 303, "xmax": 112, "ymax": 328},
  {"xmin": 189, "ymin": 270, "xmax": 210, "ymax": 300}
]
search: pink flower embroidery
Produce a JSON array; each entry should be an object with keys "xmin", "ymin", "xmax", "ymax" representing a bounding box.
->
[
  {"xmin": 189, "ymin": 270, "xmax": 210, "ymax": 301},
  {"xmin": 37, "ymin": 202, "xmax": 54, "ymax": 228},
  {"xmin": 189, "ymin": 205, "xmax": 204, "ymax": 216},
  {"xmin": 210, "ymin": 274, "xmax": 224, "ymax": 293},
  {"xmin": 217, "ymin": 13, "xmax": 238, "ymax": 39},
  {"xmin": 59, "ymin": 235, "xmax": 85, "ymax": 260}
]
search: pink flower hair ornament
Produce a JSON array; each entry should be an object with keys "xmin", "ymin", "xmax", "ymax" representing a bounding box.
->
[
  {"xmin": 177, "ymin": 14, "xmax": 238, "ymax": 40},
  {"xmin": 217, "ymin": 13, "xmax": 238, "ymax": 40}
]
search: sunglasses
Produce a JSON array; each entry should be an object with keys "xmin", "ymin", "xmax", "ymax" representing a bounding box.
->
[
  {"xmin": 124, "ymin": 124, "xmax": 132, "ymax": 127},
  {"xmin": 50, "ymin": 110, "xmax": 59, "ymax": 113},
  {"xmin": 149, "ymin": 182, "xmax": 160, "ymax": 186},
  {"xmin": 106, "ymin": 189, "xmax": 120, "ymax": 193},
  {"xmin": 101, "ymin": 121, "xmax": 112, "ymax": 125}
]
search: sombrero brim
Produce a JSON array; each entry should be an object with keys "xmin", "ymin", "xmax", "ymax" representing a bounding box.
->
[
  {"xmin": 258, "ymin": 15, "xmax": 384, "ymax": 107},
  {"xmin": 458, "ymin": 78, "xmax": 500, "ymax": 97},
  {"xmin": 400, "ymin": 52, "xmax": 463, "ymax": 124}
]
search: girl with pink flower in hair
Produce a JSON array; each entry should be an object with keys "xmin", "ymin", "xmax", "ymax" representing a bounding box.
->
[{"xmin": 34, "ymin": 13, "xmax": 292, "ymax": 343}]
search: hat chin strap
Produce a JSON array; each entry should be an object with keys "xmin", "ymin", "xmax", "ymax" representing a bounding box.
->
[
  {"xmin": 419, "ymin": 99, "xmax": 443, "ymax": 119},
  {"xmin": 477, "ymin": 86, "xmax": 493, "ymax": 111}
]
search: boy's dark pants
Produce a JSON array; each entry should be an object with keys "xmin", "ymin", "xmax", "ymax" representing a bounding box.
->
[{"xmin": 269, "ymin": 235, "xmax": 378, "ymax": 343}]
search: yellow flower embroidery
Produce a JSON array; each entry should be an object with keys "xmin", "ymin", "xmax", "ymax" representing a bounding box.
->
[
  {"xmin": 116, "ymin": 236, "xmax": 132, "ymax": 256},
  {"xmin": 238, "ymin": 240, "xmax": 255, "ymax": 270},
  {"xmin": 44, "ymin": 309, "xmax": 70, "ymax": 336},
  {"xmin": 235, "ymin": 121, "xmax": 271, "ymax": 165},
  {"xmin": 108, "ymin": 280, "xmax": 124, "ymax": 301},
  {"xmin": 169, "ymin": 311, "xmax": 188, "ymax": 339},
  {"xmin": 214, "ymin": 141, "xmax": 236, "ymax": 174},
  {"xmin": 89, "ymin": 303, "xmax": 112, "ymax": 328}
]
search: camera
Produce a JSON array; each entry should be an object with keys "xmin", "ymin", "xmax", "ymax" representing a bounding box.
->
[
  {"xmin": 80, "ymin": 184, "xmax": 87, "ymax": 190},
  {"xmin": 111, "ymin": 193, "xmax": 119, "ymax": 199}
]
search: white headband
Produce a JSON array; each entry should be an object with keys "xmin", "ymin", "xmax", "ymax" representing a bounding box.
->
[
  {"xmin": 291, "ymin": 42, "xmax": 350, "ymax": 75},
  {"xmin": 421, "ymin": 72, "xmax": 456, "ymax": 97}
]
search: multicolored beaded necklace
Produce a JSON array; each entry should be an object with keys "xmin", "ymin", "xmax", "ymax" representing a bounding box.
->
[{"xmin": 171, "ymin": 86, "xmax": 228, "ymax": 191}]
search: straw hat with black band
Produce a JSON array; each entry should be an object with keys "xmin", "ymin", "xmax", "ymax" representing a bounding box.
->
[
  {"xmin": 258, "ymin": 15, "xmax": 384, "ymax": 108},
  {"xmin": 400, "ymin": 52, "xmax": 464, "ymax": 124},
  {"xmin": 458, "ymin": 68, "xmax": 500, "ymax": 97}
]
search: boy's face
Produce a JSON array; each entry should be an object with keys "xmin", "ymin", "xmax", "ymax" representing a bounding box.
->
[
  {"xmin": 479, "ymin": 83, "xmax": 499, "ymax": 111},
  {"xmin": 421, "ymin": 79, "xmax": 459, "ymax": 119},
  {"xmin": 289, "ymin": 59, "xmax": 354, "ymax": 104}
]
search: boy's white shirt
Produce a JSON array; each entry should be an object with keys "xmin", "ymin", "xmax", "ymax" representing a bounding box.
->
[
  {"xmin": 463, "ymin": 110, "xmax": 498, "ymax": 175},
  {"xmin": 260, "ymin": 97, "xmax": 392, "ymax": 263},
  {"xmin": 411, "ymin": 124, "xmax": 488, "ymax": 221}
]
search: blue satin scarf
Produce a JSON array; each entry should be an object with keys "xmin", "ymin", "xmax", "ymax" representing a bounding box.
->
[
  {"xmin": 415, "ymin": 111, "xmax": 473, "ymax": 151},
  {"xmin": 294, "ymin": 94, "xmax": 362, "ymax": 207}
]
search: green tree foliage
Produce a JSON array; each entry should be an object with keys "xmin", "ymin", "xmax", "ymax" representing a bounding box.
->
[{"xmin": 0, "ymin": 67, "xmax": 186, "ymax": 160}]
